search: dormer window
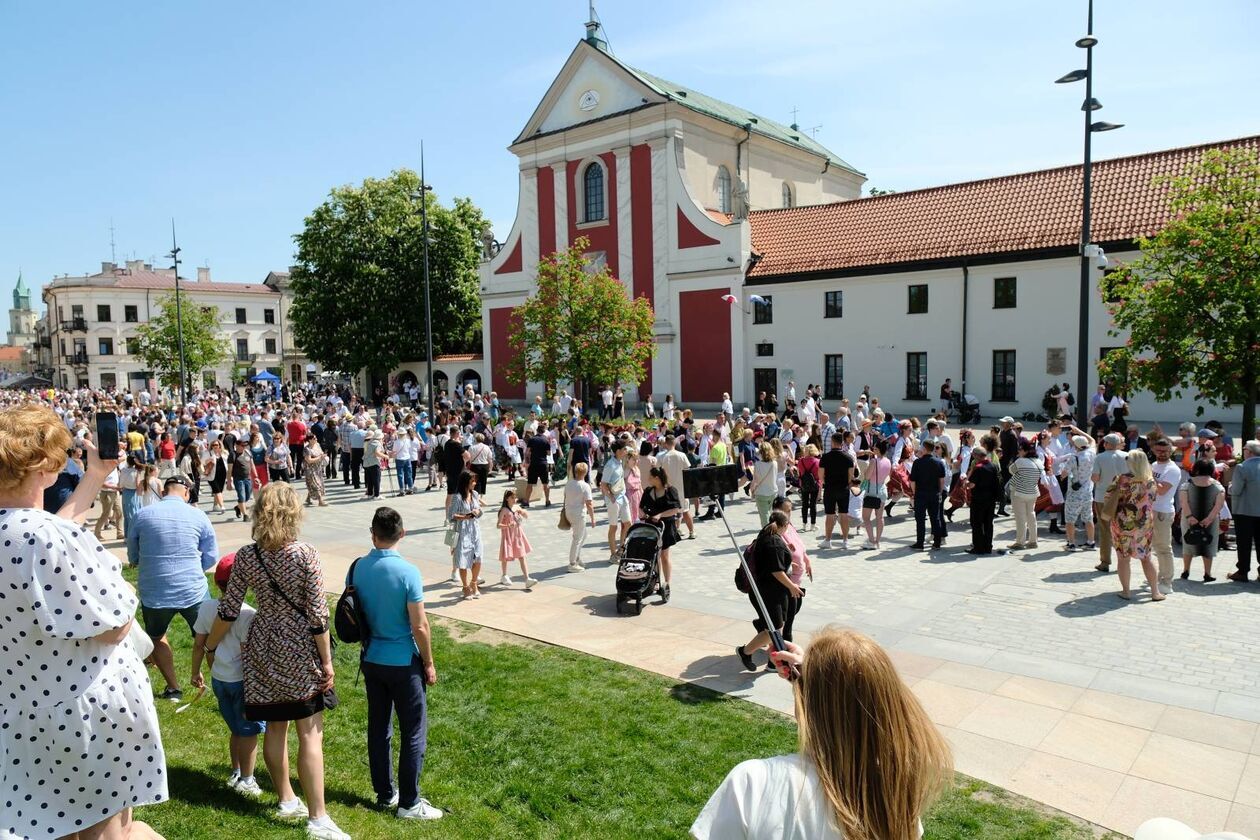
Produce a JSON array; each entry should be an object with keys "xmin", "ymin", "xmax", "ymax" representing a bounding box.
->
[
  {"xmin": 717, "ymin": 166, "xmax": 732, "ymax": 214},
  {"xmin": 583, "ymin": 162, "xmax": 606, "ymax": 223},
  {"xmin": 782, "ymin": 182, "xmax": 794, "ymax": 208}
]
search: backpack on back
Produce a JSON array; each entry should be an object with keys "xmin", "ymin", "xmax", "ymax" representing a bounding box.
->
[
  {"xmin": 334, "ymin": 557, "xmax": 370, "ymax": 646},
  {"xmin": 733, "ymin": 541, "xmax": 758, "ymax": 593}
]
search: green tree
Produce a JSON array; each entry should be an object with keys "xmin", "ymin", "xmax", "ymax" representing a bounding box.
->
[
  {"xmin": 288, "ymin": 170, "xmax": 488, "ymax": 379},
  {"xmin": 505, "ymin": 238, "xmax": 656, "ymax": 406},
  {"xmin": 1099, "ymin": 147, "xmax": 1260, "ymax": 435},
  {"xmin": 134, "ymin": 294, "xmax": 228, "ymax": 390}
]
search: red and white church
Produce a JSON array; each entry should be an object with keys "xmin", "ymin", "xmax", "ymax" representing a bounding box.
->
[{"xmin": 478, "ymin": 20, "xmax": 1258, "ymax": 424}]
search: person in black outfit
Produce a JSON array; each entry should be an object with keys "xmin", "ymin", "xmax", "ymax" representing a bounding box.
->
[
  {"xmin": 322, "ymin": 418, "xmax": 339, "ymax": 481},
  {"xmin": 442, "ymin": 427, "xmax": 468, "ymax": 499},
  {"xmin": 735, "ymin": 512, "xmax": 802, "ymax": 671},
  {"xmin": 818, "ymin": 433, "xmax": 856, "ymax": 548},
  {"xmin": 568, "ymin": 429, "xmax": 591, "ymax": 481},
  {"xmin": 639, "ymin": 466, "xmax": 683, "ymax": 602},
  {"xmin": 967, "ymin": 437, "xmax": 1002, "ymax": 554},
  {"xmin": 997, "ymin": 418, "xmax": 1019, "ymax": 516},
  {"xmin": 523, "ymin": 431, "xmax": 552, "ymax": 507},
  {"xmin": 909, "ymin": 441, "xmax": 947, "ymax": 550}
]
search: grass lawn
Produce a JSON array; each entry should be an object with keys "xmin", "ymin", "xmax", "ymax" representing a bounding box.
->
[{"xmin": 131, "ymin": 585, "xmax": 1110, "ymax": 839}]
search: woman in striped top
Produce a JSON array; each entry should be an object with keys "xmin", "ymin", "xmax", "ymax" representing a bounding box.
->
[{"xmin": 1008, "ymin": 439, "xmax": 1046, "ymax": 551}]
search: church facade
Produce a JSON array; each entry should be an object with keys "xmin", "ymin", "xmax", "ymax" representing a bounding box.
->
[{"xmin": 480, "ymin": 25, "xmax": 1256, "ymax": 424}]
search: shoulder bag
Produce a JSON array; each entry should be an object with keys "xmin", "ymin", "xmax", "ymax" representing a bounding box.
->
[
  {"xmin": 1099, "ymin": 480, "xmax": 1122, "ymax": 522},
  {"xmin": 558, "ymin": 506, "xmax": 572, "ymax": 531}
]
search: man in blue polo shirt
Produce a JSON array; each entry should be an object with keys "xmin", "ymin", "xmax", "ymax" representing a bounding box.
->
[{"xmin": 354, "ymin": 507, "xmax": 442, "ymax": 822}]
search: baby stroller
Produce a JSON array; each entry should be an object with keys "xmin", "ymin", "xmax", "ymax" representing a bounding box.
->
[
  {"xmin": 615, "ymin": 521, "xmax": 662, "ymax": 615},
  {"xmin": 951, "ymin": 392, "xmax": 981, "ymax": 424}
]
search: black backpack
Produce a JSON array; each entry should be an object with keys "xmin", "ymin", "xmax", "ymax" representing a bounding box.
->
[
  {"xmin": 334, "ymin": 557, "xmax": 370, "ymax": 646},
  {"xmin": 733, "ymin": 541, "xmax": 758, "ymax": 593}
]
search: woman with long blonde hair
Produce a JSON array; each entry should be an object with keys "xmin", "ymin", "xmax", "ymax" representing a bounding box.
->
[
  {"xmin": 695, "ymin": 627, "xmax": 951, "ymax": 839},
  {"xmin": 206, "ymin": 481, "xmax": 347, "ymax": 840}
]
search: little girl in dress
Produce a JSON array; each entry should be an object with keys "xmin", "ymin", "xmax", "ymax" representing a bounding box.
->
[{"xmin": 497, "ymin": 490, "xmax": 538, "ymax": 590}]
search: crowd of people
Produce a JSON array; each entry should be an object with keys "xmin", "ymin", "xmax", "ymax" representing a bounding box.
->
[{"xmin": 1, "ymin": 376, "xmax": 1258, "ymax": 839}]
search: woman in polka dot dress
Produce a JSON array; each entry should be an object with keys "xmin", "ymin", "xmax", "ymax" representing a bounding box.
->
[{"xmin": 0, "ymin": 404, "xmax": 167, "ymax": 839}]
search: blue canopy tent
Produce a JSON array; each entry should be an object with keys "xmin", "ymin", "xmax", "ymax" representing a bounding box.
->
[{"xmin": 251, "ymin": 370, "xmax": 280, "ymax": 383}]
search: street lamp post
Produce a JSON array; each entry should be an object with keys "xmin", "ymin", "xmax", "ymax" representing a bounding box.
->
[
  {"xmin": 1056, "ymin": 0, "xmax": 1123, "ymax": 428},
  {"xmin": 167, "ymin": 220, "xmax": 188, "ymax": 407},
  {"xmin": 420, "ymin": 145, "xmax": 435, "ymax": 409}
]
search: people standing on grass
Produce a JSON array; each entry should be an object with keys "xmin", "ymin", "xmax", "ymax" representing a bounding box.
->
[
  {"xmin": 207, "ymin": 481, "xmax": 347, "ymax": 840},
  {"xmin": 450, "ymin": 470, "xmax": 485, "ymax": 600},
  {"xmin": 497, "ymin": 489, "xmax": 538, "ymax": 589},
  {"xmin": 354, "ymin": 506, "xmax": 444, "ymax": 822}
]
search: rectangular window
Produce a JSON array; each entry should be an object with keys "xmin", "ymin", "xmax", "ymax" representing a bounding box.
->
[
  {"xmin": 71, "ymin": 305, "xmax": 83, "ymax": 319},
  {"xmin": 753, "ymin": 295, "xmax": 773, "ymax": 325},
  {"xmin": 908, "ymin": 284, "xmax": 928, "ymax": 314},
  {"xmin": 906, "ymin": 353, "xmax": 927, "ymax": 400},
  {"xmin": 96, "ymin": 304, "xmax": 111, "ymax": 322},
  {"xmin": 72, "ymin": 339, "xmax": 86, "ymax": 361},
  {"xmin": 755, "ymin": 343, "xmax": 774, "ymax": 357},
  {"xmin": 824, "ymin": 354, "xmax": 844, "ymax": 400},
  {"xmin": 824, "ymin": 290, "xmax": 843, "ymax": 318},
  {"xmin": 125, "ymin": 337, "xmax": 140, "ymax": 356},
  {"xmin": 236, "ymin": 338, "xmax": 249, "ymax": 360},
  {"xmin": 992, "ymin": 350, "xmax": 1017, "ymax": 401},
  {"xmin": 124, "ymin": 305, "xmax": 138, "ymax": 322},
  {"xmin": 994, "ymin": 277, "xmax": 1017, "ymax": 309},
  {"xmin": 99, "ymin": 372, "xmax": 116, "ymax": 389},
  {"xmin": 98, "ymin": 338, "xmax": 113, "ymax": 356},
  {"xmin": 264, "ymin": 308, "xmax": 275, "ymax": 324},
  {"xmin": 235, "ymin": 307, "xmax": 247, "ymax": 324},
  {"xmin": 265, "ymin": 338, "xmax": 277, "ymax": 354}
]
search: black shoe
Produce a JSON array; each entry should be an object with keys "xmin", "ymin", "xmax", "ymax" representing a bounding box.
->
[
  {"xmin": 932, "ymin": 541, "xmax": 942, "ymax": 550},
  {"xmin": 1048, "ymin": 523, "xmax": 1063, "ymax": 534},
  {"xmin": 159, "ymin": 687, "xmax": 183, "ymax": 702},
  {"xmin": 660, "ymin": 585, "xmax": 670, "ymax": 604},
  {"xmin": 910, "ymin": 543, "xmax": 925, "ymax": 550},
  {"xmin": 736, "ymin": 645, "xmax": 756, "ymax": 671},
  {"xmin": 966, "ymin": 548, "xmax": 991, "ymax": 555},
  {"xmin": 885, "ymin": 502, "xmax": 896, "ymax": 516},
  {"xmin": 1204, "ymin": 575, "xmax": 1217, "ymax": 582},
  {"xmin": 1180, "ymin": 571, "xmax": 1190, "ymax": 580}
]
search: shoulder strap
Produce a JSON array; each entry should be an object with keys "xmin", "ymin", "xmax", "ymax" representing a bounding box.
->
[
  {"xmin": 344, "ymin": 556, "xmax": 362, "ymax": 589},
  {"xmin": 255, "ymin": 543, "xmax": 309, "ymax": 620}
]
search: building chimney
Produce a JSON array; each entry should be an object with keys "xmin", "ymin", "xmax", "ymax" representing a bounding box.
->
[
  {"xmin": 197, "ymin": 266, "xmax": 211, "ymax": 283},
  {"xmin": 100, "ymin": 261, "xmax": 116, "ymax": 275},
  {"xmin": 125, "ymin": 259, "xmax": 144, "ymax": 274}
]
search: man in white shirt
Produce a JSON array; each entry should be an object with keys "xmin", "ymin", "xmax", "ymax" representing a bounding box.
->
[
  {"xmin": 656, "ymin": 434, "xmax": 695, "ymax": 539},
  {"xmin": 600, "ymin": 386, "xmax": 614, "ymax": 420},
  {"xmin": 1149, "ymin": 438, "xmax": 1182, "ymax": 595},
  {"xmin": 786, "ymin": 380, "xmax": 797, "ymax": 403},
  {"xmin": 557, "ymin": 390, "xmax": 572, "ymax": 415}
]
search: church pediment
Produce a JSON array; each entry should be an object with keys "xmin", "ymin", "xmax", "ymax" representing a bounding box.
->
[{"xmin": 513, "ymin": 41, "xmax": 665, "ymax": 145}]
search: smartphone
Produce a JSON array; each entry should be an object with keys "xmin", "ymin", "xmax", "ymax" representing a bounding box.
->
[{"xmin": 95, "ymin": 412, "xmax": 121, "ymax": 460}]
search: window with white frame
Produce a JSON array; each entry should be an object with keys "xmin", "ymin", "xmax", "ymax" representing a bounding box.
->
[
  {"xmin": 717, "ymin": 165, "xmax": 732, "ymax": 214},
  {"xmin": 782, "ymin": 182, "xmax": 794, "ymax": 208},
  {"xmin": 582, "ymin": 162, "xmax": 606, "ymax": 223}
]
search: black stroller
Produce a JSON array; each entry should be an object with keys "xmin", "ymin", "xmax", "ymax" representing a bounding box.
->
[
  {"xmin": 950, "ymin": 392, "xmax": 981, "ymax": 424},
  {"xmin": 615, "ymin": 521, "xmax": 662, "ymax": 615}
]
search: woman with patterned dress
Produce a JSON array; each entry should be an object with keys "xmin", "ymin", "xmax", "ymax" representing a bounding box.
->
[
  {"xmin": 450, "ymin": 470, "xmax": 485, "ymax": 600},
  {"xmin": 303, "ymin": 431, "xmax": 328, "ymax": 506},
  {"xmin": 207, "ymin": 481, "xmax": 349, "ymax": 840},
  {"xmin": 1111, "ymin": 449, "xmax": 1163, "ymax": 602},
  {"xmin": 0, "ymin": 404, "xmax": 168, "ymax": 840}
]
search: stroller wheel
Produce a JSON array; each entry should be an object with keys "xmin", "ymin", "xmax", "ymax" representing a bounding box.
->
[
  {"xmin": 615, "ymin": 598, "xmax": 624, "ymax": 615},
  {"xmin": 634, "ymin": 597, "xmax": 643, "ymax": 615}
]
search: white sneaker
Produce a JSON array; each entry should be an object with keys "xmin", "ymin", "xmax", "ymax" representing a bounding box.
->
[
  {"xmin": 277, "ymin": 798, "xmax": 309, "ymax": 820},
  {"xmin": 499, "ymin": 574, "xmax": 513, "ymax": 587},
  {"xmin": 397, "ymin": 798, "xmax": 444, "ymax": 821},
  {"xmin": 1158, "ymin": 582, "xmax": 1173, "ymax": 595},
  {"xmin": 567, "ymin": 563, "xmax": 585, "ymax": 573},
  {"xmin": 524, "ymin": 577, "xmax": 539, "ymax": 589},
  {"xmin": 306, "ymin": 815, "xmax": 351, "ymax": 840},
  {"xmin": 861, "ymin": 541, "xmax": 877, "ymax": 550},
  {"xmin": 450, "ymin": 569, "xmax": 459, "ymax": 583},
  {"xmin": 841, "ymin": 539, "xmax": 849, "ymax": 550},
  {"xmin": 236, "ymin": 777, "xmax": 263, "ymax": 798},
  {"xmin": 386, "ymin": 791, "xmax": 399, "ymax": 809},
  {"xmin": 227, "ymin": 769, "xmax": 241, "ymax": 788},
  {"xmin": 822, "ymin": 539, "xmax": 833, "ymax": 550}
]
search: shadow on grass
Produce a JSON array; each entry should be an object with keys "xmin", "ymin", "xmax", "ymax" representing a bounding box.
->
[
  {"xmin": 167, "ymin": 765, "xmax": 269, "ymax": 819},
  {"xmin": 668, "ymin": 681, "xmax": 729, "ymax": 706}
]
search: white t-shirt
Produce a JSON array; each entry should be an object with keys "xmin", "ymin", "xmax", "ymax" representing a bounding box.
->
[
  {"xmin": 194, "ymin": 597, "xmax": 256, "ymax": 683},
  {"xmin": 692, "ymin": 754, "xmax": 841, "ymax": 840},
  {"xmin": 564, "ymin": 478, "xmax": 593, "ymax": 516},
  {"xmin": 1151, "ymin": 460, "xmax": 1182, "ymax": 514}
]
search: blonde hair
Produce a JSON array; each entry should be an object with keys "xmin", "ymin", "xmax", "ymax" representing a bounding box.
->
[
  {"xmin": 758, "ymin": 441, "xmax": 775, "ymax": 461},
  {"xmin": 805, "ymin": 444, "xmax": 820, "ymax": 458},
  {"xmin": 572, "ymin": 461, "xmax": 589, "ymax": 480},
  {"xmin": 0, "ymin": 405, "xmax": 72, "ymax": 494},
  {"xmin": 1127, "ymin": 448, "xmax": 1153, "ymax": 482},
  {"xmin": 797, "ymin": 627, "xmax": 952, "ymax": 840},
  {"xmin": 251, "ymin": 481, "xmax": 303, "ymax": 552}
]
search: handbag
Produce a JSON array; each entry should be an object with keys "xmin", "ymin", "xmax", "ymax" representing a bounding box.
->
[
  {"xmin": 1099, "ymin": 481, "xmax": 1121, "ymax": 521},
  {"xmin": 558, "ymin": 506, "xmax": 572, "ymax": 531}
]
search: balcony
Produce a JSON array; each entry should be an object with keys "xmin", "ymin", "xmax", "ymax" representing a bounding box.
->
[
  {"xmin": 60, "ymin": 318, "xmax": 87, "ymax": 332},
  {"xmin": 37, "ymin": 336, "xmax": 51, "ymax": 348},
  {"xmin": 70, "ymin": 353, "xmax": 89, "ymax": 367}
]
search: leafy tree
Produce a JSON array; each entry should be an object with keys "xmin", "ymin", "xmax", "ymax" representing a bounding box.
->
[
  {"xmin": 1099, "ymin": 148, "xmax": 1260, "ymax": 436},
  {"xmin": 134, "ymin": 293, "xmax": 228, "ymax": 390},
  {"xmin": 505, "ymin": 238, "xmax": 656, "ymax": 406},
  {"xmin": 288, "ymin": 170, "xmax": 488, "ymax": 379}
]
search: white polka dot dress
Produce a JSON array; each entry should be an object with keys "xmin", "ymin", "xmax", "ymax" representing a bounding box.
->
[{"xmin": 0, "ymin": 508, "xmax": 167, "ymax": 838}]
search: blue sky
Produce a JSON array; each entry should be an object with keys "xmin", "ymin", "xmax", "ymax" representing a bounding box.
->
[{"xmin": 2, "ymin": 1, "xmax": 1256, "ymax": 313}]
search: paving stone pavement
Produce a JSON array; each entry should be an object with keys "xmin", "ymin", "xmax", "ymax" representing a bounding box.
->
[{"xmin": 107, "ymin": 467, "xmax": 1260, "ymax": 836}]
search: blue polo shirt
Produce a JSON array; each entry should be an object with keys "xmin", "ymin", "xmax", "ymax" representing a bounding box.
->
[{"xmin": 354, "ymin": 547, "xmax": 424, "ymax": 666}]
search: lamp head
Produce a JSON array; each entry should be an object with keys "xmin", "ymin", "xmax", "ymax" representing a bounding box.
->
[
  {"xmin": 1090, "ymin": 121, "xmax": 1124, "ymax": 132},
  {"xmin": 1055, "ymin": 69, "xmax": 1087, "ymax": 84},
  {"xmin": 1082, "ymin": 97, "xmax": 1103, "ymax": 112},
  {"xmin": 1075, "ymin": 35, "xmax": 1098, "ymax": 48}
]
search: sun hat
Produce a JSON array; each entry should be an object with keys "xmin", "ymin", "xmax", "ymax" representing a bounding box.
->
[
  {"xmin": 999, "ymin": 416, "xmax": 1015, "ymax": 423},
  {"xmin": 1071, "ymin": 435, "xmax": 1091, "ymax": 449}
]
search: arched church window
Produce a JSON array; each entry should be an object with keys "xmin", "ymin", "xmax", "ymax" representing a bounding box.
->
[
  {"xmin": 583, "ymin": 163, "xmax": 605, "ymax": 223},
  {"xmin": 782, "ymin": 182, "xmax": 794, "ymax": 208},
  {"xmin": 717, "ymin": 166, "xmax": 732, "ymax": 214}
]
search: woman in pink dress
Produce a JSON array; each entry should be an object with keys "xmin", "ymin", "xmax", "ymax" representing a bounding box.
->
[
  {"xmin": 496, "ymin": 489, "xmax": 537, "ymax": 590},
  {"xmin": 625, "ymin": 448, "xmax": 644, "ymax": 524}
]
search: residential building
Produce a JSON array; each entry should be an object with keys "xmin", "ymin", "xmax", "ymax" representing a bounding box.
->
[
  {"xmin": 41, "ymin": 260, "xmax": 320, "ymax": 392},
  {"xmin": 477, "ymin": 20, "xmax": 1255, "ymax": 424}
]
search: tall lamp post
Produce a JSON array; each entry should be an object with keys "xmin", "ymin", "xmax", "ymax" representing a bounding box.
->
[
  {"xmin": 1056, "ymin": 0, "xmax": 1123, "ymax": 427},
  {"xmin": 167, "ymin": 220, "xmax": 188, "ymax": 407},
  {"xmin": 419, "ymin": 145, "xmax": 436, "ymax": 409}
]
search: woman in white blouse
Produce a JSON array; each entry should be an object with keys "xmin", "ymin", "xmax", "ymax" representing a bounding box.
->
[{"xmin": 692, "ymin": 627, "xmax": 950, "ymax": 839}]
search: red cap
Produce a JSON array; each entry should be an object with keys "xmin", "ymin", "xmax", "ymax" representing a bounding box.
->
[{"xmin": 214, "ymin": 552, "xmax": 237, "ymax": 588}]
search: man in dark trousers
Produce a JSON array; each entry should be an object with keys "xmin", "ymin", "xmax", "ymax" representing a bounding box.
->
[
  {"xmin": 998, "ymin": 416, "xmax": 1019, "ymax": 516},
  {"xmin": 817, "ymin": 432, "xmax": 855, "ymax": 550},
  {"xmin": 523, "ymin": 428, "xmax": 552, "ymax": 507},
  {"xmin": 909, "ymin": 441, "xmax": 947, "ymax": 550},
  {"xmin": 968, "ymin": 440, "xmax": 1002, "ymax": 554}
]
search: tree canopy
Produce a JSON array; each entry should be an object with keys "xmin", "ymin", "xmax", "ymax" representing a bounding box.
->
[
  {"xmin": 288, "ymin": 170, "xmax": 488, "ymax": 378},
  {"xmin": 133, "ymin": 293, "xmax": 228, "ymax": 391},
  {"xmin": 1099, "ymin": 147, "xmax": 1260, "ymax": 436},
  {"xmin": 505, "ymin": 238, "xmax": 656, "ymax": 406}
]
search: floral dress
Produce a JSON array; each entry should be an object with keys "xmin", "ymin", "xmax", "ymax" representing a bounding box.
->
[
  {"xmin": 1062, "ymin": 449, "xmax": 1095, "ymax": 526},
  {"xmin": 1110, "ymin": 475, "xmax": 1156, "ymax": 560},
  {"xmin": 450, "ymin": 493, "xmax": 484, "ymax": 570},
  {"xmin": 304, "ymin": 440, "xmax": 327, "ymax": 502},
  {"xmin": 218, "ymin": 541, "xmax": 330, "ymax": 721}
]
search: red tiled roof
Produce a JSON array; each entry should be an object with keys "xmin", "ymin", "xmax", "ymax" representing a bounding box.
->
[
  {"xmin": 434, "ymin": 353, "xmax": 483, "ymax": 362},
  {"xmin": 704, "ymin": 209, "xmax": 734, "ymax": 226},
  {"xmin": 0, "ymin": 347, "xmax": 26, "ymax": 361},
  {"xmin": 747, "ymin": 135, "xmax": 1260, "ymax": 278}
]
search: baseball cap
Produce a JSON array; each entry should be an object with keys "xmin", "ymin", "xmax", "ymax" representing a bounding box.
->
[
  {"xmin": 1197, "ymin": 429, "xmax": 1218, "ymax": 439},
  {"xmin": 213, "ymin": 552, "xmax": 237, "ymax": 588},
  {"xmin": 163, "ymin": 474, "xmax": 193, "ymax": 490},
  {"xmin": 999, "ymin": 416, "xmax": 1015, "ymax": 423}
]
